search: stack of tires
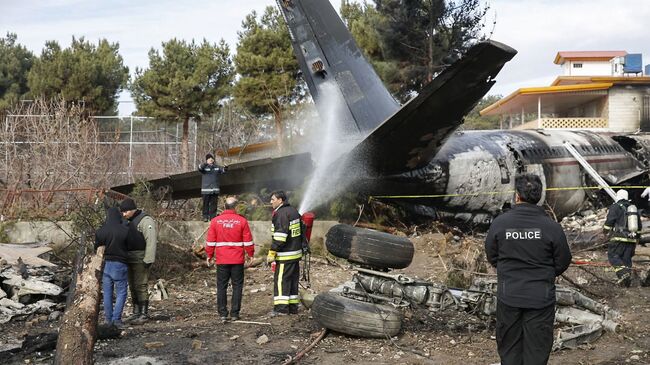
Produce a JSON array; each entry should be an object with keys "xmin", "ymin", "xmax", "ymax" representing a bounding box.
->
[{"xmin": 310, "ymin": 224, "xmax": 414, "ymax": 338}]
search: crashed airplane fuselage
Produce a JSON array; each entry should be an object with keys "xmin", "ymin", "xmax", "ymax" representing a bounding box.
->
[
  {"xmin": 114, "ymin": 0, "xmax": 650, "ymax": 222},
  {"xmin": 378, "ymin": 130, "xmax": 648, "ymax": 222}
]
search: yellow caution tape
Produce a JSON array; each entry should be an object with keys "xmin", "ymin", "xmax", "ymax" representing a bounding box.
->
[{"xmin": 370, "ymin": 185, "xmax": 650, "ymax": 200}]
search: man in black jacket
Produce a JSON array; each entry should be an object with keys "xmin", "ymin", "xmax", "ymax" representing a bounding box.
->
[
  {"xmin": 95, "ymin": 207, "xmax": 130, "ymax": 327},
  {"xmin": 267, "ymin": 190, "xmax": 303, "ymax": 316},
  {"xmin": 198, "ymin": 153, "xmax": 227, "ymax": 221},
  {"xmin": 485, "ymin": 173, "xmax": 572, "ymax": 365}
]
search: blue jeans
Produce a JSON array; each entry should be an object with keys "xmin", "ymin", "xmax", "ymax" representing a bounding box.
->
[{"xmin": 102, "ymin": 260, "xmax": 129, "ymax": 323}]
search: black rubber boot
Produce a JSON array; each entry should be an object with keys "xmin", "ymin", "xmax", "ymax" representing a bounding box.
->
[
  {"xmin": 124, "ymin": 301, "xmax": 141, "ymax": 322},
  {"xmin": 132, "ymin": 301, "xmax": 149, "ymax": 325}
]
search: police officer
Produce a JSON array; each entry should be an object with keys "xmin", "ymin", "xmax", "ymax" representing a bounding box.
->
[
  {"xmin": 267, "ymin": 190, "xmax": 302, "ymax": 316},
  {"xmin": 485, "ymin": 173, "xmax": 572, "ymax": 365},
  {"xmin": 198, "ymin": 153, "xmax": 227, "ymax": 222},
  {"xmin": 603, "ymin": 189, "xmax": 639, "ymax": 287},
  {"xmin": 120, "ymin": 198, "xmax": 158, "ymax": 324}
]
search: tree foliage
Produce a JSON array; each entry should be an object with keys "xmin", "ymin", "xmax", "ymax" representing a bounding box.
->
[
  {"xmin": 130, "ymin": 38, "xmax": 234, "ymax": 171},
  {"xmin": 0, "ymin": 33, "xmax": 35, "ymax": 113},
  {"xmin": 27, "ymin": 37, "xmax": 129, "ymax": 115},
  {"xmin": 233, "ymin": 6, "xmax": 301, "ymax": 151},
  {"xmin": 460, "ymin": 94, "xmax": 502, "ymax": 130},
  {"xmin": 341, "ymin": 0, "xmax": 489, "ymax": 102}
]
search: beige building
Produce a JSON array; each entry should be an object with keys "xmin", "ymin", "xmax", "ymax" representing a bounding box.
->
[{"xmin": 481, "ymin": 51, "xmax": 650, "ymax": 132}]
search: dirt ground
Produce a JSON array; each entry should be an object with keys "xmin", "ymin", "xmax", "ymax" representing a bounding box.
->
[{"xmin": 2, "ymin": 231, "xmax": 650, "ymax": 365}]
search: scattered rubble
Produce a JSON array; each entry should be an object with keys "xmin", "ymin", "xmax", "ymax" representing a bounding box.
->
[{"xmin": 0, "ymin": 246, "xmax": 65, "ymax": 325}]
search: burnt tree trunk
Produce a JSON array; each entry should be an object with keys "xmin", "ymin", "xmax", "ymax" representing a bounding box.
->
[{"xmin": 54, "ymin": 245, "xmax": 105, "ymax": 365}]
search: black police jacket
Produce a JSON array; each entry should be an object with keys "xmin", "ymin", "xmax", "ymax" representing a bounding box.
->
[
  {"xmin": 485, "ymin": 203, "xmax": 572, "ymax": 309},
  {"xmin": 198, "ymin": 163, "xmax": 226, "ymax": 194}
]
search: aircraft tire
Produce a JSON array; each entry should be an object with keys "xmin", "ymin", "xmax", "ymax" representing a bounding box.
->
[
  {"xmin": 311, "ymin": 292, "xmax": 402, "ymax": 338},
  {"xmin": 325, "ymin": 224, "xmax": 414, "ymax": 269}
]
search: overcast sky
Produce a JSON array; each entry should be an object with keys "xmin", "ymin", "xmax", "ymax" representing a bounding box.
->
[{"xmin": 2, "ymin": 0, "xmax": 650, "ymax": 115}]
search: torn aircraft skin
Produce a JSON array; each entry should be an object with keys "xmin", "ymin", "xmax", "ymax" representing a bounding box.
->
[
  {"xmin": 114, "ymin": 0, "xmax": 650, "ymax": 223},
  {"xmin": 374, "ymin": 130, "xmax": 648, "ymax": 223}
]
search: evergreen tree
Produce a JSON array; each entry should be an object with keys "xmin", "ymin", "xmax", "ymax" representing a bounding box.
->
[
  {"xmin": 342, "ymin": 0, "xmax": 489, "ymax": 102},
  {"xmin": 130, "ymin": 38, "xmax": 233, "ymax": 171},
  {"xmin": 460, "ymin": 94, "xmax": 502, "ymax": 130},
  {"xmin": 27, "ymin": 37, "xmax": 129, "ymax": 115},
  {"xmin": 0, "ymin": 33, "xmax": 35, "ymax": 113},
  {"xmin": 233, "ymin": 6, "xmax": 301, "ymax": 152}
]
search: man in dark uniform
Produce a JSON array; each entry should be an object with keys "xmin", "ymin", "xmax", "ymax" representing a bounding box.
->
[
  {"xmin": 485, "ymin": 173, "xmax": 572, "ymax": 365},
  {"xmin": 267, "ymin": 190, "xmax": 302, "ymax": 316},
  {"xmin": 603, "ymin": 189, "xmax": 639, "ymax": 287},
  {"xmin": 198, "ymin": 153, "xmax": 227, "ymax": 222},
  {"xmin": 120, "ymin": 198, "xmax": 157, "ymax": 324}
]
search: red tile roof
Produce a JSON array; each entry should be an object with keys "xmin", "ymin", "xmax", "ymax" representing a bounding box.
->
[{"xmin": 554, "ymin": 51, "xmax": 627, "ymax": 64}]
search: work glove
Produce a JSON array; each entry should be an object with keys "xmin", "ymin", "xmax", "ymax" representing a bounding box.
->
[{"xmin": 266, "ymin": 250, "xmax": 277, "ymax": 266}]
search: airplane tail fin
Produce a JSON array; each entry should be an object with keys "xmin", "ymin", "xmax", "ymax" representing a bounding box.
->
[
  {"xmin": 277, "ymin": 0, "xmax": 400, "ymax": 134},
  {"xmin": 349, "ymin": 40, "xmax": 517, "ymax": 176}
]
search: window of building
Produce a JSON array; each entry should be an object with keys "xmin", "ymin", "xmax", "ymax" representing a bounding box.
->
[{"xmin": 573, "ymin": 63, "xmax": 583, "ymax": 68}]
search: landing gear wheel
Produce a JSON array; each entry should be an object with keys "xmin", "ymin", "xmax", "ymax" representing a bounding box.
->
[
  {"xmin": 311, "ymin": 292, "xmax": 402, "ymax": 338},
  {"xmin": 325, "ymin": 224, "xmax": 414, "ymax": 269}
]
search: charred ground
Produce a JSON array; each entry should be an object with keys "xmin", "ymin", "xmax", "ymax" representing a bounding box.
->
[{"xmin": 1, "ymin": 213, "xmax": 649, "ymax": 364}]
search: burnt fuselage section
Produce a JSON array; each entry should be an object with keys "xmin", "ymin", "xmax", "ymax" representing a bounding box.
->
[{"xmin": 378, "ymin": 130, "xmax": 648, "ymax": 222}]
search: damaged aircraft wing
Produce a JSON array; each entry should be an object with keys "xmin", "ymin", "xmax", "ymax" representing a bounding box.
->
[{"xmin": 111, "ymin": 153, "xmax": 313, "ymax": 200}]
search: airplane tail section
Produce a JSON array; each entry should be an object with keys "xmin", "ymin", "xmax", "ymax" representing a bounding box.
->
[
  {"xmin": 277, "ymin": 0, "xmax": 400, "ymax": 134},
  {"xmin": 350, "ymin": 40, "xmax": 517, "ymax": 176}
]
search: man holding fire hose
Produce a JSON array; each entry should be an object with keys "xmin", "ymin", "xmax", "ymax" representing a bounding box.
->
[{"xmin": 267, "ymin": 191, "xmax": 309, "ymax": 316}]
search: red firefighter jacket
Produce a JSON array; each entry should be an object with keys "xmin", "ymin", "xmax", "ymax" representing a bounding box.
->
[{"xmin": 205, "ymin": 210, "xmax": 254, "ymax": 264}]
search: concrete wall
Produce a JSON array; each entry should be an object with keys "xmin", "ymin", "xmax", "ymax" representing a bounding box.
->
[
  {"xmin": 2, "ymin": 220, "xmax": 339, "ymax": 256},
  {"xmin": 608, "ymin": 86, "xmax": 648, "ymax": 132},
  {"xmin": 1, "ymin": 221, "xmax": 75, "ymax": 248},
  {"xmin": 159, "ymin": 220, "xmax": 339, "ymax": 256}
]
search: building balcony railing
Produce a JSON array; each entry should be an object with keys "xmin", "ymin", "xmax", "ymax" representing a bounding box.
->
[{"xmin": 513, "ymin": 117, "xmax": 609, "ymax": 130}]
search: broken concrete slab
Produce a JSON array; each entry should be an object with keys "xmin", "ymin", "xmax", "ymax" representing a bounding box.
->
[
  {"xmin": 0, "ymin": 242, "xmax": 55, "ymax": 267},
  {"xmin": 0, "ymin": 298, "xmax": 24, "ymax": 309},
  {"xmin": 2, "ymin": 273, "xmax": 63, "ymax": 299}
]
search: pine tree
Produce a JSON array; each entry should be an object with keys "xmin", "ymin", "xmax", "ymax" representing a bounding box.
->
[
  {"xmin": 233, "ymin": 6, "xmax": 301, "ymax": 153},
  {"xmin": 130, "ymin": 38, "xmax": 234, "ymax": 171},
  {"xmin": 0, "ymin": 33, "xmax": 35, "ymax": 113},
  {"xmin": 342, "ymin": 0, "xmax": 489, "ymax": 102},
  {"xmin": 27, "ymin": 37, "xmax": 129, "ymax": 115}
]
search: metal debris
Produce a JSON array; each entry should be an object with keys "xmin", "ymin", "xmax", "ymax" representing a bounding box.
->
[{"xmin": 325, "ymin": 266, "xmax": 619, "ymax": 351}]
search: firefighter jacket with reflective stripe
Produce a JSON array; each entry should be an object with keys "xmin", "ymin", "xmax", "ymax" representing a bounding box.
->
[
  {"xmin": 206, "ymin": 210, "xmax": 254, "ymax": 265},
  {"xmin": 604, "ymin": 200, "xmax": 639, "ymax": 244},
  {"xmin": 198, "ymin": 163, "xmax": 226, "ymax": 194},
  {"xmin": 485, "ymin": 203, "xmax": 572, "ymax": 309},
  {"xmin": 271, "ymin": 203, "xmax": 302, "ymax": 262}
]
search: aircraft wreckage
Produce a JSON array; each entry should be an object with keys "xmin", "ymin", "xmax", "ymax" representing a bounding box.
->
[
  {"xmin": 113, "ymin": 0, "xmax": 650, "ymax": 223},
  {"xmin": 110, "ymin": 0, "xmax": 643, "ymax": 350},
  {"xmin": 315, "ymin": 224, "xmax": 620, "ymax": 350}
]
